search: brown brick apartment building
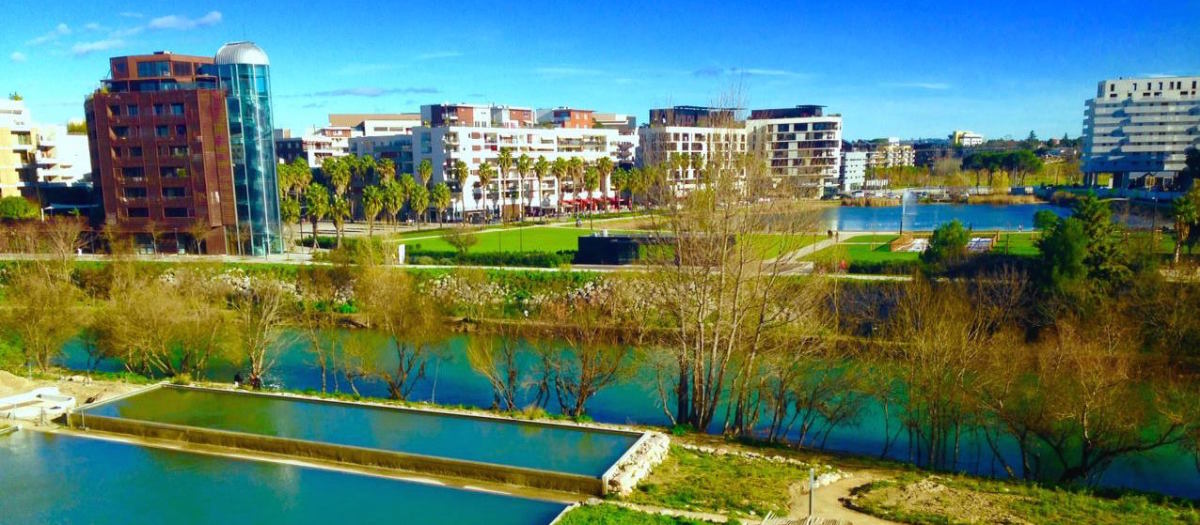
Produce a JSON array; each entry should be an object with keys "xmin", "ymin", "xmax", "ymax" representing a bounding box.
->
[{"xmin": 85, "ymin": 52, "xmax": 237, "ymax": 254}]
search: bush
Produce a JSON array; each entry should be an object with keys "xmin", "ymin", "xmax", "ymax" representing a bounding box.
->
[
  {"xmin": 0, "ymin": 196, "xmax": 38, "ymax": 220},
  {"xmin": 403, "ymin": 250, "xmax": 576, "ymax": 268},
  {"xmin": 847, "ymin": 260, "xmax": 920, "ymax": 275},
  {"xmin": 170, "ymin": 373, "xmax": 192, "ymax": 385}
]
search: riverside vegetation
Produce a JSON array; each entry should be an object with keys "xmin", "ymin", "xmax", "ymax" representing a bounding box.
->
[{"xmin": 2, "ymin": 147, "xmax": 1200, "ymax": 523}]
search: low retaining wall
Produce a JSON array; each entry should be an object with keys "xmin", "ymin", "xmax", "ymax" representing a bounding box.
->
[
  {"xmin": 602, "ymin": 432, "xmax": 670, "ymax": 496},
  {"xmin": 67, "ymin": 412, "xmax": 604, "ymax": 495}
]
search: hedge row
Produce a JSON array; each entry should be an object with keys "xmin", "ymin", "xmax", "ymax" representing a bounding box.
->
[{"xmin": 405, "ymin": 250, "xmax": 576, "ymax": 268}]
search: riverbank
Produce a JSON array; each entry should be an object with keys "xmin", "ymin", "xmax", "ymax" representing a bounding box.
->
[{"xmin": 9, "ymin": 371, "xmax": 1197, "ymax": 524}]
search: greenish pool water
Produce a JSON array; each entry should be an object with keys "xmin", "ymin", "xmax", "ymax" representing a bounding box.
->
[
  {"xmin": 0, "ymin": 431, "xmax": 567, "ymax": 524},
  {"xmin": 81, "ymin": 386, "xmax": 638, "ymax": 478}
]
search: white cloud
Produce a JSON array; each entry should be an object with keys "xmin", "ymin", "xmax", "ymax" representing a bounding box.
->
[
  {"xmin": 147, "ymin": 11, "xmax": 222, "ymax": 30},
  {"xmin": 10, "ymin": 52, "xmax": 27, "ymax": 63},
  {"xmin": 120, "ymin": 12, "xmax": 143, "ymax": 18},
  {"xmin": 881, "ymin": 82, "xmax": 952, "ymax": 90},
  {"xmin": 26, "ymin": 23, "xmax": 71, "ymax": 46},
  {"xmin": 72, "ymin": 39, "xmax": 125, "ymax": 56},
  {"xmin": 84, "ymin": 22, "xmax": 108, "ymax": 32}
]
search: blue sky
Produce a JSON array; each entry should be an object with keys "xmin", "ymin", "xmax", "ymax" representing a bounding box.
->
[{"xmin": 3, "ymin": 0, "xmax": 1198, "ymax": 140}]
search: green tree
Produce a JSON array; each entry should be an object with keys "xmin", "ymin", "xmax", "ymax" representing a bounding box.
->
[
  {"xmin": 397, "ymin": 174, "xmax": 417, "ymax": 221},
  {"xmin": 567, "ymin": 157, "xmax": 584, "ymax": 213},
  {"xmin": 1171, "ymin": 195, "xmax": 1197, "ymax": 264},
  {"xmin": 584, "ymin": 166, "xmax": 600, "ymax": 210},
  {"xmin": 1073, "ymin": 194, "xmax": 1128, "ymax": 285},
  {"xmin": 0, "ymin": 196, "xmax": 38, "ymax": 220},
  {"xmin": 920, "ymin": 219, "xmax": 969, "ymax": 269},
  {"xmin": 1176, "ymin": 147, "xmax": 1200, "ymax": 191},
  {"xmin": 409, "ymin": 184, "xmax": 430, "ymax": 229},
  {"xmin": 8, "ymin": 92, "xmax": 22, "ymax": 101},
  {"xmin": 322, "ymin": 157, "xmax": 352, "ymax": 198},
  {"xmin": 533, "ymin": 156, "xmax": 550, "ymax": 212},
  {"xmin": 362, "ymin": 185, "xmax": 385, "ymax": 236},
  {"xmin": 516, "ymin": 153, "xmax": 532, "ymax": 220},
  {"xmin": 476, "ymin": 161, "xmax": 495, "ymax": 220},
  {"xmin": 595, "ymin": 157, "xmax": 614, "ymax": 203},
  {"xmin": 376, "ymin": 158, "xmax": 396, "ymax": 184},
  {"xmin": 1033, "ymin": 209, "xmax": 1060, "ymax": 232},
  {"xmin": 452, "ymin": 160, "xmax": 469, "ymax": 224},
  {"xmin": 330, "ymin": 196, "xmax": 351, "ymax": 248},
  {"xmin": 551, "ymin": 157, "xmax": 569, "ymax": 215},
  {"xmin": 497, "ymin": 148, "xmax": 513, "ymax": 220},
  {"xmin": 430, "ymin": 182, "xmax": 452, "ymax": 227},
  {"xmin": 416, "ymin": 158, "xmax": 433, "ymax": 186},
  {"xmin": 303, "ymin": 183, "xmax": 330, "ymax": 245},
  {"xmin": 1036, "ymin": 216, "xmax": 1089, "ymax": 297}
]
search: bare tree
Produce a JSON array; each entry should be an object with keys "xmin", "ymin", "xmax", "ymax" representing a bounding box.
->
[
  {"xmin": 355, "ymin": 264, "xmax": 447, "ymax": 400},
  {"xmin": 230, "ymin": 277, "xmax": 294, "ymax": 387}
]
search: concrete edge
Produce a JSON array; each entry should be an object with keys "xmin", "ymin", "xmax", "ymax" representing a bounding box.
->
[
  {"xmin": 601, "ymin": 431, "xmax": 653, "ymax": 486},
  {"xmin": 68, "ymin": 411, "xmax": 605, "ymax": 496}
]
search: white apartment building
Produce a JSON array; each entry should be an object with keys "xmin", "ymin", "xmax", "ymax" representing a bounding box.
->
[
  {"xmin": 1083, "ymin": 76, "xmax": 1200, "ymax": 187},
  {"xmin": 746, "ymin": 106, "xmax": 843, "ymax": 195},
  {"xmin": 950, "ymin": 130, "xmax": 984, "ymax": 147},
  {"xmin": 840, "ymin": 151, "xmax": 868, "ymax": 192},
  {"xmin": 0, "ymin": 100, "xmax": 91, "ymax": 198},
  {"xmin": 329, "ymin": 113, "xmax": 422, "ymax": 137},
  {"xmin": 412, "ymin": 103, "xmax": 623, "ymax": 217},
  {"xmin": 638, "ymin": 124, "xmax": 748, "ymax": 194},
  {"xmin": 349, "ymin": 134, "xmax": 414, "ymax": 175}
]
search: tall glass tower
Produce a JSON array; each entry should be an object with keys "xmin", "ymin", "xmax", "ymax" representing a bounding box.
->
[{"xmin": 215, "ymin": 42, "xmax": 282, "ymax": 255}]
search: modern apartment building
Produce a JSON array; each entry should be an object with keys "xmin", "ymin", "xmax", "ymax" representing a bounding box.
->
[
  {"xmin": 1082, "ymin": 76, "xmax": 1200, "ymax": 187},
  {"xmin": 840, "ymin": 150, "xmax": 867, "ymax": 192},
  {"xmin": 538, "ymin": 108, "xmax": 639, "ymax": 168},
  {"xmin": 536, "ymin": 107, "xmax": 595, "ymax": 129},
  {"xmin": 328, "ymin": 113, "xmax": 421, "ymax": 136},
  {"xmin": 0, "ymin": 100, "xmax": 90, "ymax": 200},
  {"xmin": 85, "ymin": 42, "xmax": 281, "ymax": 255},
  {"xmin": 276, "ymin": 126, "xmax": 350, "ymax": 166},
  {"xmin": 746, "ymin": 105, "xmax": 843, "ymax": 195},
  {"xmin": 866, "ymin": 138, "xmax": 916, "ymax": 169},
  {"xmin": 949, "ymin": 130, "xmax": 984, "ymax": 147},
  {"xmin": 348, "ymin": 134, "xmax": 414, "ymax": 175},
  {"xmin": 638, "ymin": 106, "xmax": 748, "ymax": 194},
  {"xmin": 412, "ymin": 103, "xmax": 622, "ymax": 218}
]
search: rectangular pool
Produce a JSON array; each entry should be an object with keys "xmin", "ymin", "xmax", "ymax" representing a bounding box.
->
[
  {"xmin": 77, "ymin": 386, "xmax": 639, "ymax": 480},
  {"xmin": 0, "ymin": 430, "xmax": 568, "ymax": 525}
]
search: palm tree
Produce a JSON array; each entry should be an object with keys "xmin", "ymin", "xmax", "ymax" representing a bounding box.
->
[
  {"xmin": 322, "ymin": 157, "xmax": 351, "ymax": 198},
  {"xmin": 594, "ymin": 157, "xmax": 613, "ymax": 210},
  {"xmin": 381, "ymin": 179, "xmax": 404, "ymax": 229},
  {"xmin": 451, "ymin": 160, "xmax": 469, "ymax": 225},
  {"xmin": 567, "ymin": 157, "xmax": 584, "ymax": 214},
  {"xmin": 417, "ymin": 159, "xmax": 433, "ymax": 186},
  {"xmin": 516, "ymin": 153, "xmax": 532, "ymax": 220},
  {"xmin": 376, "ymin": 158, "xmax": 396, "ymax": 184},
  {"xmin": 583, "ymin": 166, "xmax": 600, "ymax": 213},
  {"xmin": 362, "ymin": 185, "xmax": 384, "ymax": 236},
  {"xmin": 690, "ymin": 152, "xmax": 706, "ymax": 184},
  {"xmin": 409, "ymin": 184, "xmax": 430, "ymax": 231},
  {"xmin": 431, "ymin": 182, "xmax": 452, "ymax": 227},
  {"xmin": 477, "ymin": 161, "xmax": 495, "ymax": 221},
  {"xmin": 1172, "ymin": 196, "xmax": 1197, "ymax": 264},
  {"xmin": 551, "ymin": 157, "xmax": 568, "ymax": 216},
  {"xmin": 497, "ymin": 148, "xmax": 513, "ymax": 221},
  {"xmin": 533, "ymin": 156, "xmax": 550, "ymax": 214},
  {"xmin": 330, "ymin": 196, "xmax": 351, "ymax": 248},
  {"xmin": 303, "ymin": 183, "xmax": 330, "ymax": 247}
]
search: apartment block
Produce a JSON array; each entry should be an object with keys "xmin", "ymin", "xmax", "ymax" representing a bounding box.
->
[
  {"xmin": 747, "ymin": 105, "xmax": 843, "ymax": 195},
  {"xmin": 1083, "ymin": 76, "xmax": 1200, "ymax": 187},
  {"xmin": 412, "ymin": 103, "xmax": 623, "ymax": 218},
  {"xmin": 536, "ymin": 107, "xmax": 595, "ymax": 129},
  {"xmin": 0, "ymin": 100, "xmax": 91, "ymax": 200},
  {"xmin": 865, "ymin": 138, "xmax": 915, "ymax": 169},
  {"xmin": 349, "ymin": 134, "xmax": 414, "ymax": 175},
  {"xmin": 85, "ymin": 42, "xmax": 281, "ymax": 255},
  {"xmin": 949, "ymin": 130, "xmax": 984, "ymax": 147},
  {"xmin": 840, "ymin": 151, "xmax": 868, "ymax": 192},
  {"xmin": 639, "ymin": 106, "xmax": 748, "ymax": 194},
  {"xmin": 328, "ymin": 113, "xmax": 421, "ymax": 136}
]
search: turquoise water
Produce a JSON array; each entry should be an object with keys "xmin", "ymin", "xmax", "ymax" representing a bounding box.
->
[
  {"xmin": 60, "ymin": 333, "xmax": 1200, "ymax": 499},
  {"xmin": 82, "ymin": 386, "xmax": 637, "ymax": 478},
  {"xmin": 0, "ymin": 431, "xmax": 566, "ymax": 524},
  {"xmin": 821, "ymin": 203, "xmax": 1070, "ymax": 231}
]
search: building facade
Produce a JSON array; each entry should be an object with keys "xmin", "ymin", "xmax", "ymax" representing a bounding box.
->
[
  {"xmin": 866, "ymin": 138, "xmax": 915, "ymax": 169},
  {"xmin": 412, "ymin": 103, "xmax": 623, "ymax": 217},
  {"xmin": 85, "ymin": 43, "xmax": 281, "ymax": 255},
  {"xmin": 840, "ymin": 150, "xmax": 867, "ymax": 192},
  {"xmin": 949, "ymin": 130, "xmax": 984, "ymax": 147},
  {"xmin": 746, "ymin": 106, "xmax": 843, "ymax": 195},
  {"xmin": 0, "ymin": 101, "xmax": 91, "ymax": 200},
  {"xmin": 215, "ymin": 42, "xmax": 282, "ymax": 255},
  {"xmin": 1083, "ymin": 76, "xmax": 1200, "ymax": 187}
]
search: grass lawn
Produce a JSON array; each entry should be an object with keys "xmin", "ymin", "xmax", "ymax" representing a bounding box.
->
[
  {"xmin": 394, "ymin": 226, "xmax": 638, "ymax": 254},
  {"xmin": 849, "ymin": 472, "xmax": 1200, "ymax": 525},
  {"xmin": 807, "ymin": 242, "xmax": 920, "ymax": 264},
  {"xmin": 558, "ymin": 504, "xmax": 709, "ymax": 525},
  {"xmin": 622, "ymin": 445, "xmax": 822, "ymax": 519}
]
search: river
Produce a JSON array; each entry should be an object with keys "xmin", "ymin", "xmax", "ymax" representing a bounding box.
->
[{"xmin": 58, "ymin": 332, "xmax": 1200, "ymax": 499}]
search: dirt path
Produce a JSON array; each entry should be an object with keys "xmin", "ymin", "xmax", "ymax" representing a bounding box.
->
[{"xmin": 788, "ymin": 471, "xmax": 899, "ymax": 525}]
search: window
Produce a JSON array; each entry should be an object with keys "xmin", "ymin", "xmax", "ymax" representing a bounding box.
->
[
  {"xmin": 113, "ymin": 126, "xmax": 130, "ymax": 138},
  {"xmin": 121, "ymin": 167, "xmax": 144, "ymax": 178},
  {"xmin": 170, "ymin": 103, "xmax": 184, "ymax": 116},
  {"xmin": 127, "ymin": 207, "xmax": 149, "ymax": 218},
  {"xmin": 161, "ymin": 167, "xmax": 188, "ymax": 178},
  {"xmin": 172, "ymin": 62, "xmax": 192, "ymax": 76},
  {"xmin": 156, "ymin": 125, "xmax": 169, "ymax": 138},
  {"xmin": 153, "ymin": 104, "xmax": 165, "ymax": 116},
  {"xmin": 176, "ymin": 125, "xmax": 186, "ymax": 137},
  {"xmin": 123, "ymin": 187, "xmax": 147, "ymax": 199},
  {"xmin": 136, "ymin": 61, "xmax": 170, "ymax": 77},
  {"xmin": 164, "ymin": 208, "xmax": 190, "ymax": 218},
  {"xmin": 129, "ymin": 146, "xmax": 142, "ymax": 158},
  {"xmin": 108, "ymin": 105, "xmax": 120, "ymax": 117},
  {"xmin": 162, "ymin": 187, "xmax": 186, "ymax": 198},
  {"xmin": 127, "ymin": 105, "xmax": 139, "ymax": 117},
  {"xmin": 169, "ymin": 145, "xmax": 188, "ymax": 157}
]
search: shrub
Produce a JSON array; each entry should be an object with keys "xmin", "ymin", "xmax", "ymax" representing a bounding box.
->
[{"xmin": 403, "ymin": 250, "xmax": 576, "ymax": 268}]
